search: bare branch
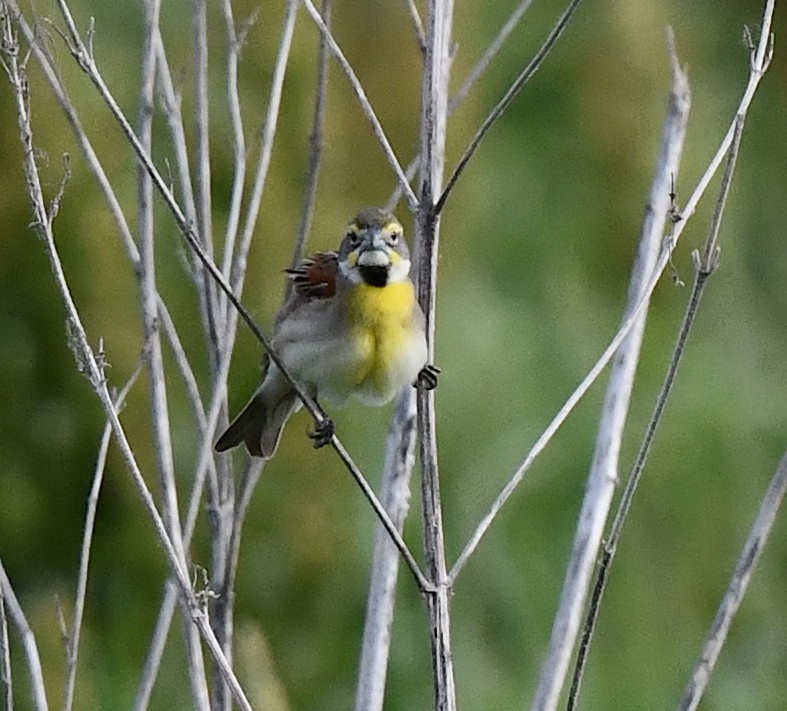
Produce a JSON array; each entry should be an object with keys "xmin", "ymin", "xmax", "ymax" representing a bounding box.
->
[
  {"xmin": 300, "ymin": 0, "xmax": 419, "ymax": 211},
  {"xmin": 451, "ymin": 1, "xmax": 775, "ymax": 584},
  {"xmin": 567, "ymin": 109, "xmax": 748, "ymax": 711},
  {"xmin": 405, "ymin": 0, "xmax": 426, "ymax": 52},
  {"xmin": 387, "ymin": 0, "xmax": 534, "ymax": 212},
  {"xmin": 415, "ymin": 0, "xmax": 456, "ymax": 708},
  {"xmin": 3, "ymin": 10, "xmax": 253, "ymax": 705},
  {"xmin": 137, "ymin": 2, "xmax": 212, "ymax": 706},
  {"xmin": 355, "ymin": 390, "xmax": 418, "ymax": 711},
  {"xmin": 436, "ymin": 0, "xmax": 584, "ymax": 215},
  {"xmin": 62, "ymin": 357, "xmax": 145, "ymax": 711},
  {"xmin": 0, "ymin": 582, "xmax": 13, "ymax": 711},
  {"xmin": 677, "ymin": 447, "xmax": 787, "ymax": 711},
  {"xmin": 448, "ymin": 0, "xmax": 534, "ymax": 112},
  {"xmin": 529, "ymin": 34, "xmax": 689, "ymax": 711},
  {"xmin": 192, "ymin": 0, "xmax": 213, "ymax": 260},
  {"xmin": 217, "ymin": 0, "xmax": 252, "ymax": 298},
  {"xmin": 229, "ymin": 0, "xmax": 297, "ymax": 292},
  {"xmin": 287, "ymin": 0, "xmax": 331, "ymax": 292},
  {"xmin": 0, "ymin": 562, "xmax": 48, "ymax": 711}
]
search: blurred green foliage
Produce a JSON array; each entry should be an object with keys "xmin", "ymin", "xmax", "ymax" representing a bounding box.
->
[{"xmin": 1, "ymin": 0, "xmax": 786, "ymax": 709}]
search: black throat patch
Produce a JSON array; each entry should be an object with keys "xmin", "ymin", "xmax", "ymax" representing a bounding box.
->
[{"xmin": 359, "ymin": 264, "xmax": 390, "ymax": 287}]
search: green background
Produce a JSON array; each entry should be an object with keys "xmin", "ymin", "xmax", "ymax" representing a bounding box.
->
[{"xmin": 1, "ymin": 0, "xmax": 786, "ymax": 709}]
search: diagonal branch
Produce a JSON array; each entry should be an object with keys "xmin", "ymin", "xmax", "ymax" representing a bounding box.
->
[
  {"xmin": 43, "ymin": 0, "xmax": 430, "ymax": 594},
  {"xmin": 62, "ymin": 356, "xmax": 145, "ymax": 711},
  {"xmin": 0, "ymin": 586, "xmax": 11, "ymax": 711},
  {"xmin": 451, "ymin": 2, "xmax": 775, "ymax": 584},
  {"xmin": 530, "ymin": 32, "xmax": 690, "ymax": 711},
  {"xmin": 448, "ymin": 0, "xmax": 535, "ymax": 112},
  {"xmin": 355, "ymin": 390, "xmax": 418, "ymax": 711},
  {"xmin": 436, "ymin": 0, "xmax": 584, "ymax": 215},
  {"xmin": 567, "ymin": 111, "xmax": 748, "ymax": 711},
  {"xmin": 288, "ymin": 0, "xmax": 332, "ymax": 289},
  {"xmin": 0, "ymin": 561, "xmax": 49, "ymax": 711},
  {"xmin": 300, "ymin": 0, "xmax": 419, "ymax": 211},
  {"xmin": 2, "ymin": 12, "xmax": 253, "ymax": 706},
  {"xmin": 677, "ymin": 448, "xmax": 787, "ymax": 711}
]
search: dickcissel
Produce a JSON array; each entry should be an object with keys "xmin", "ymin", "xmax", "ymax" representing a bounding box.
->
[{"xmin": 214, "ymin": 207, "xmax": 439, "ymax": 458}]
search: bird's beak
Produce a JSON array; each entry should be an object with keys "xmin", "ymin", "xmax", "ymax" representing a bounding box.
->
[{"xmin": 356, "ymin": 229, "xmax": 392, "ymax": 267}]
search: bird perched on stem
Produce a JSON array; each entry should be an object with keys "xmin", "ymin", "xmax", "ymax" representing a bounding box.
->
[{"xmin": 214, "ymin": 207, "xmax": 439, "ymax": 459}]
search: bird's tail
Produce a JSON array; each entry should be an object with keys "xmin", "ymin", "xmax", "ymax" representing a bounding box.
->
[{"xmin": 214, "ymin": 378, "xmax": 299, "ymax": 459}]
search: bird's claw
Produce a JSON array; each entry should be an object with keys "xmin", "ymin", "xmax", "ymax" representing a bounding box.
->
[
  {"xmin": 308, "ymin": 417, "xmax": 335, "ymax": 449},
  {"xmin": 415, "ymin": 364, "xmax": 441, "ymax": 390}
]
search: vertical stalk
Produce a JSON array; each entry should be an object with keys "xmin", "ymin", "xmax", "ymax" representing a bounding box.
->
[{"xmin": 416, "ymin": 1, "xmax": 455, "ymax": 709}]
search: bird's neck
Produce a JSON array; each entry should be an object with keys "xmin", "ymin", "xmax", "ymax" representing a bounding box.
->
[{"xmin": 348, "ymin": 280, "xmax": 415, "ymax": 325}]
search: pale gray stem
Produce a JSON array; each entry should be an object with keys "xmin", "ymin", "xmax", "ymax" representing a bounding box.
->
[
  {"xmin": 137, "ymin": 2, "xmax": 211, "ymax": 708},
  {"xmin": 450, "ymin": 4, "xmax": 775, "ymax": 583},
  {"xmin": 6, "ymin": 7, "xmax": 253, "ymax": 704},
  {"xmin": 0, "ymin": 583, "xmax": 13, "ymax": 711},
  {"xmin": 405, "ymin": 0, "xmax": 426, "ymax": 51},
  {"xmin": 0, "ymin": 563, "xmax": 48, "ymax": 711},
  {"xmin": 529, "ymin": 32, "xmax": 690, "ymax": 711},
  {"xmin": 288, "ymin": 0, "xmax": 331, "ymax": 291},
  {"xmin": 301, "ymin": 0, "xmax": 418, "ymax": 211},
  {"xmin": 192, "ymin": 0, "xmax": 213, "ymax": 261},
  {"xmin": 217, "ymin": 0, "xmax": 250, "ymax": 301},
  {"xmin": 63, "ymin": 363, "xmax": 144, "ymax": 711},
  {"xmin": 355, "ymin": 390, "xmax": 418, "ymax": 711},
  {"xmin": 448, "ymin": 0, "xmax": 535, "ymax": 112},
  {"xmin": 191, "ymin": 0, "xmax": 223, "ymax": 376},
  {"xmin": 416, "ymin": 1, "xmax": 456, "ymax": 709},
  {"xmin": 437, "ymin": 0, "xmax": 584, "ymax": 215},
  {"xmin": 230, "ymin": 0, "xmax": 298, "ymax": 293},
  {"xmin": 677, "ymin": 448, "xmax": 787, "ymax": 711}
]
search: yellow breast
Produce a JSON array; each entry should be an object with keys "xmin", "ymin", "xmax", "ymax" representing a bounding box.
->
[{"xmin": 348, "ymin": 281, "xmax": 419, "ymax": 394}]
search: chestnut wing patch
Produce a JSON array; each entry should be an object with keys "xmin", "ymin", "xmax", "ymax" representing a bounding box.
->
[{"xmin": 285, "ymin": 251, "xmax": 339, "ymax": 299}]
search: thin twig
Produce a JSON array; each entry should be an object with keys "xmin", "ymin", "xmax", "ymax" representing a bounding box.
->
[
  {"xmin": 300, "ymin": 0, "xmax": 419, "ymax": 212},
  {"xmin": 226, "ymin": 458, "xmax": 266, "ymax": 600},
  {"xmin": 217, "ymin": 0, "xmax": 252, "ymax": 301},
  {"xmin": 4, "ymin": 12, "xmax": 253, "ymax": 705},
  {"xmin": 355, "ymin": 390, "xmax": 418, "ymax": 711},
  {"xmin": 436, "ymin": 0, "xmax": 584, "ymax": 215},
  {"xmin": 63, "ymin": 359, "xmax": 145, "ymax": 711},
  {"xmin": 190, "ymin": 0, "xmax": 223, "ymax": 376},
  {"xmin": 677, "ymin": 447, "xmax": 787, "ymax": 711},
  {"xmin": 530, "ymin": 32, "xmax": 690, "ymax": 711},
  {"xmin": 41, "ymin": 0, "xmax": 429, "ymax": 604},
  {"xmin": 387, "ymin": 0, "xmax": 535, "ymax": 212},
  {"xmin": 137, "ymin": 2, "xmax": 212, "ymax": 707},
  {"xmin": 0, "ymin": 584, "xmax": 13, "ymax": 711},
  {"xmin": 229, "ymin": 0, "xmax": 297, "ymax": 294},
  {"xmin": 405, "ymin": 0, "xmax": 426, "ymax": 52},
  {"xmin": 192, "ymin": 0, "xmax": 213, "ymax": 262},
  {"xmin": 132, "ymin": 582, "xmax": 176, "ymax": 711},
  {"xmin": 151, "ymin": 34, "xmax": 224, "ymax": 380},
  {"xmin": 0, "ymin": 562, "xmax": 48, "ymax": 711},
  {"xmin": 451, "ymin": 5, "xmax": 775, "ymax": 583},
  {"xmin": 566, "ymin": 114, "xmax": 746, "ymax": 711},
  {"xmin": 287, "ymin": 0, "xmax": 331, "ymax": 295},
  {"xmin": 448, "ymin": 0, "xmax": 534, "ymax": 112},
  {"xmin": 566, "ymin": 7, "xmax": 774, "ymax": 705}
]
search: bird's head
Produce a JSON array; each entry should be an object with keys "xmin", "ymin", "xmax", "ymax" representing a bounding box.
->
[{"xmin": 338, "ymin": 207, "xmax": 411, "ymax": 287}]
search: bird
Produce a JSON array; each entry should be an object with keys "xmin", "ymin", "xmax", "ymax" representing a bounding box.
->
[{"xmin": 214, "ymin": 207, "xmax": 440, "ymax": 459}]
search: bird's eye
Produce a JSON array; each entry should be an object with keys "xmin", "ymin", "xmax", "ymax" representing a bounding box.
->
[
  {"xmin": 346, "ymin": 229, "xmax": 360, "ymax": 246},
  {"xmin": 390, "ymin": 231, "xmax": 400, "ymax": 243}
]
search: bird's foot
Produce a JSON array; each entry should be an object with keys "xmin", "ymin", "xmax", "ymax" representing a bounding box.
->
[
  {"xmin": 415, "ymin": 364, "xmax": 441, "ymax": 390},
  {"xmin": 309, "ymin": 417, "xmax": 335, "ymax": 449}
]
